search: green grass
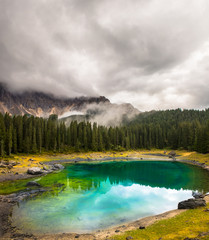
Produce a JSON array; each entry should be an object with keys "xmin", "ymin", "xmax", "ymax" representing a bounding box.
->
[{"xmin": 111, "ymin": 203, "xmax": 209, "ymax": 240}]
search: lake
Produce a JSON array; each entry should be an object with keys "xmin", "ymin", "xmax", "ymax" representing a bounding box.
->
[{"xmin": 12, "ymin": 160, "xmax": 209, "ymax": 234}]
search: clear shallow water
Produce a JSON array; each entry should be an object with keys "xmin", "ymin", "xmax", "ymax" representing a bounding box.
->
[{"xmin": 12, "ymin": 160, "xmax": 209, "ymax": 233}]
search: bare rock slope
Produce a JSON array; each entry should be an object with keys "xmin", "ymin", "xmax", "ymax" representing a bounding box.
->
[{"xmin": 0, "ymin": 83, "xmax": 140, "ymax": 125}]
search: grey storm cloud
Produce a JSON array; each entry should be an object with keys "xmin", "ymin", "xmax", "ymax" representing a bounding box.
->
[{"xmin": 0, "ymin": 0, "xmax": 209, "ymax": 110}]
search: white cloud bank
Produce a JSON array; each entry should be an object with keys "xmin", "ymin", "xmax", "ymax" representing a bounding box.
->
[{"xmin": 0, "ymin": 0, "xmax": 209, "ymax": 111}]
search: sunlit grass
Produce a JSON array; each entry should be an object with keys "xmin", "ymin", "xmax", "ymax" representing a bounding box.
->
[
  {"xmin": 1, "ymin": 149, "xmax": 208, "ymax": 178},
  {"xmin": 111, "ymin": 203, "xmax": 209, "ymax": 240}
]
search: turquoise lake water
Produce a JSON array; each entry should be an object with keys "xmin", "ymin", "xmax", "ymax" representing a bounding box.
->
[{"xmin": 12, "ymin": 160, "xmax": 209, "ymax": 234}]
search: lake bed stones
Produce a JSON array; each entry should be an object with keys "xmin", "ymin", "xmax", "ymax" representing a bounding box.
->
[{"xmin": 26, "ymin": 181, "xmax": 41, "ymax": 187}]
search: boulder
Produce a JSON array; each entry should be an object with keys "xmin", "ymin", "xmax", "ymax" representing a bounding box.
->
[
  {"xmin": 178, "ymin": 198, "xmax": 206, "ymax": 209},
  {"xmin": 0, "ymin": 163, "xmax": 7, "ymax": 168},
  {"xmin": 43, "ymin": 166, "xmax": 52, "ymax": 171},
  {"xmin": 10, "ymin": 161, "xmax": 17, "ymax": 166},
  {"xmin": 2, "ymin": 161, "xmax": 9, "ymax": 165},
  {"xmin": 192, "ymin": 191, "xmax": 204, "ymax": 199},
  {"xmin": 26, "ymin": 181, "xmax": 41, "ymax": 187},
  {"xmin": 7, "ymin": 164, "xmax": 13, "ymax": 169},
  {"xmin": 168, "ymin": 151, "xmax": 176, "ymax": 159},
  {"xmin": 52, "ymin": 164, "xmax": 64, "ymax": 170},
  {"xmin": 169, "ymin": 151, "xmax": 176, "ymax": 156},
  {"xmin": 27, "ymin": 167, "xmax": 43, "ymax": 175}
]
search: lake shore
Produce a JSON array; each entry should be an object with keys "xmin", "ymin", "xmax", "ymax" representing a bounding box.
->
[
  {"xmin": 0, "ymin": 150, "xmax": 209, "ymax": 239},
  {"xmin": 1, "ymin": 194, "xmax": 209, "ymax": 240},
  {"xmin": 1, "ymin": 149, "xmax": 209, "ymax": 183}
]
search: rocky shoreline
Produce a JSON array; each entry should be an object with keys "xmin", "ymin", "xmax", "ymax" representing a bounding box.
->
[
  {"xmin": 1, "ymin": 195, "xmax": 208, "ymax": 240},
  {"xmin": 0, "ymin": 156, "xmax": 209, "ymax": 239},
  {"xmin": 178, "ymin": 159, "xmax": 209, "ymax": 172},
  {"xmin": 0, "ymin": 163, "xmax": 67, "ymax": 240},
  {"xmin": 1, "ymin": 154, "xmax": 209, "ymax": 183}
]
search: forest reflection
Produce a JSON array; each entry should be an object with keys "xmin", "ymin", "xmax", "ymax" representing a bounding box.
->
[{"xmin": 47, "ymin": 161, "xmax": 209, "ymax": 194}]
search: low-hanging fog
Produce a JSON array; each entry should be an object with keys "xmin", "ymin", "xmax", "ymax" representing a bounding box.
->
[{"xmin": 60, "ymin": 102, "xmax": 140, "ymax": 126}]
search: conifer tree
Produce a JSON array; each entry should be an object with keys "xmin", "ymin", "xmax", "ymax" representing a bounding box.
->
[{"xmin": 0, "ymin": 113, "xmax": 5, "ymax": 157}]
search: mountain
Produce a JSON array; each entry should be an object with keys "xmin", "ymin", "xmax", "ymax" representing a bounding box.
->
[
  {"xmin": 0, "ymin": 83, "xmax": 140, "ymax": 125},
  {"xmin": 61, "ymin": 102, "xmax": 140, "ymax": 126},
  {"xmin": 0, "ymin": 83, "xmax": 109, "ymax": 117}
]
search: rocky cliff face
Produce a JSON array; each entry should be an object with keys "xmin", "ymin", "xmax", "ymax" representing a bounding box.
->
[
  {"xmin": 0, "ymin": 83, "xmax": 140, "ymax": 125},
  {"xmin": 0, "ymin": 83, "xmax": 109, "ymax": 117}
]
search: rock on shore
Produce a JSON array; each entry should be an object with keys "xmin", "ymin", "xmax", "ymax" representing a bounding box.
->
[
  {"xmin": 27, "ymin": 164, "xmax": 64, "ymax": 175},
  {"xmin": 27, "ymin": 167, "xmax": 44, "ymax": 175},
  {"xmin": 52, "ymin": 164, "xmax": 65, "ymax": 170},
  {"xmin": 178, "ymin": 198, "xmax": 206, "ymax": 209}
]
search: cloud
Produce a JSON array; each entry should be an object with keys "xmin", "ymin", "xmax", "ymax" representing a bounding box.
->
[
  {"xmin": 59, "ymin": 111, "xmax": 84, "ymax": 119},
  {"xmin": 95, "ymin": 183, "xmax": 192, "ymax": 215},
  {"xmin": 0, "ymin": 0, "xmax": 209, "ymax": 110}
]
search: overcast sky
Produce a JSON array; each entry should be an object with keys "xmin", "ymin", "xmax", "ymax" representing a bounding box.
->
[{"xmin": 0, "ymin": 0, "xmax": 209, "ymax": 111}]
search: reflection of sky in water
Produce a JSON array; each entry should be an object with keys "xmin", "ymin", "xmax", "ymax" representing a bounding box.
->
[
  {"xmin": 96, "ymin": 183, "xmax": 191, "ymax": 214},
  {"xmin": 12, "ymin": 161, "xmax": 209, "ymax": 234},
  {"xmin": 12, "ymin": 180, "xmax": 192, "ymax": 233},
  {"xmin": 73, "ymin": 182, "xmax": 192, "ymax": 231}
]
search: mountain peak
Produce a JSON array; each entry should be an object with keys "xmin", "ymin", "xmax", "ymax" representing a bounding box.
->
[
  {"xmin": 0, "ymin": 83, "xmax": 109, "ymax": 117},
  {"xmin": 0, "ymin": 83, "xmax": 140, "ymax": 125}
]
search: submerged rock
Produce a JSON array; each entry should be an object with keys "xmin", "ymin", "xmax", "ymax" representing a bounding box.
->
[
  {"xmin": 178, "ymin": 198, "xmax": 206, "ymax": 209},
  {"xmin": 53, "ymin": 183, "xmax": 65, "ymax": 188},
  {"xmin": 26, "ymin": 181, "xmax": 41, "ymax": 187},
  {"xmin": 27, "ymin": 167, "xmax": 43, "ymax": 175}
]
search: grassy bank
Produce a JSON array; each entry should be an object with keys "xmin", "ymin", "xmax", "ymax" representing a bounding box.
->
[
  {"xmin": 1, "ymin": 149, "xmax": 209, "ymax": 174},
  {"xmin": 110, "ymin": 202, "xmax": 209, "ymax": 240}
]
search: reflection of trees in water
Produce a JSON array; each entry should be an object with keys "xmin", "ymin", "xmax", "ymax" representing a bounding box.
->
[
  {"xmin": 67, "ymin": 161, "xmax": 209, "ymax": 193},
  {"xmin": 43, "ymin": 161, "xmax": 209, "ymax": 195}
]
